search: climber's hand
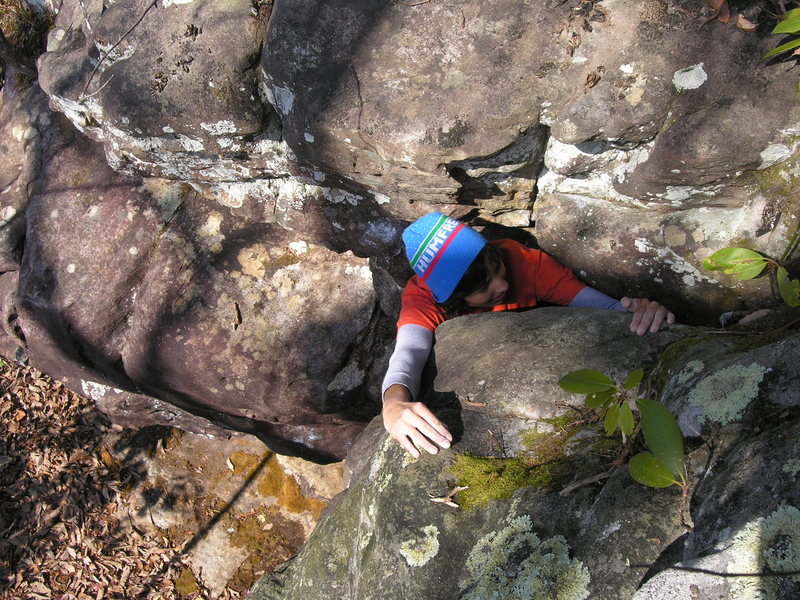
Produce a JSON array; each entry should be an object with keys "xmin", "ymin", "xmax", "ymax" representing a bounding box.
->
[
  {"xmin": 382, "ymin": 384, "xmax": 452, "ymax": 458},
  {"xmin": 621, "ymin": 297, "xmax": 676, "ymax": 335}
]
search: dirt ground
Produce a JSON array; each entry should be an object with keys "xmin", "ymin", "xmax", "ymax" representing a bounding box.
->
[{"xmin": 0, "ymin": 359, "xmax": 340, "ymax": 599}]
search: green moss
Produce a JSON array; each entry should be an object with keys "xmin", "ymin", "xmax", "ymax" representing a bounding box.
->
[
  {"xmin": 521, "ymin": 412, "xmax": 583, "ymax": 465},
  {"xmin": 649, "ymin": 335, "xmax": 710, "ymax": 391},
  {"xmin": 589, "ymin": 435, "xmax": 622, "ymax": 457},
  {"xmin": 174, "ymin": 567, "xmax": 200, "ymax": 596},
  {"xmin": 450, "ymin": 454, "xmax": 567, "ymax": 510}
]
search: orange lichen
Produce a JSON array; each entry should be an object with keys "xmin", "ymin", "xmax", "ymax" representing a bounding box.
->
[{"xmin": 257, "ymin": 455, "xmax": 328, "ymax": 519}]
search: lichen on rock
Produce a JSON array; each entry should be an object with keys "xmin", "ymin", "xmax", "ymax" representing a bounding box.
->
[
  {"xmin": 399, "ymin": 525, "xmax": 440, "ymax": 567},
  {"xmin": 460, "ymin": 514, "xmax": 590, "ymax": 600},
  {"xmin": 728, "ymin": 504, "xmax": 800, "ymax": 600},
  {"xmin": 686, "ymin": 363, "xmax": 767, "ymax": 426}
]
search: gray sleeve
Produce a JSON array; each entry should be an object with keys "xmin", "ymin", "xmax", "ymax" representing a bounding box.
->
[
  {"xmin": 381, "ymin": 324, "xmax": 434, "ymax": 401},
  {"xmin": 568, "ymin": 286, "xmax": 625, "ymax": 311}
]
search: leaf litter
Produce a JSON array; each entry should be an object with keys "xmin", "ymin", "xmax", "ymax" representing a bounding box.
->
[{"xmin": 0, "ymin": 360, "xmax": 249, "ymax": 599}]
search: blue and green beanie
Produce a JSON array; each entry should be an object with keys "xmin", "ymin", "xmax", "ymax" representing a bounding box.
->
[{"xmin": 402, "ymin": 212, "xmax": 487, "ymax": 302}]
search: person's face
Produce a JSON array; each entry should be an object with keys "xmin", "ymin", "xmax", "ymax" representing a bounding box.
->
[{"xmin": 464, "ymin": 259, "xmax": 509, "ymax": 308}]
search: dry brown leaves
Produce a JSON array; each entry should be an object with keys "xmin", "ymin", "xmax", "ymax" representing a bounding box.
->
[
  {"xmin": 0, "ymin": 360, "xmax": 228, "ymax": 600},
  {"xmin": 703, "ymin": 0, "xmax": 760, "ymax": 30}
]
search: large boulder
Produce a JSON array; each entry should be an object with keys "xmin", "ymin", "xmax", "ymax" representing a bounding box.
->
[
  {"xmin": 251, "ymin": 308, "xmax": 800, "ymax": 599},
  {"xmin": 1, "ymin": 89, "xmax": 395, "ymax": 461},
  {"xmin": 35, "ymin": 0, "xmax": 800, "ymax": 320},
  {"xmin": 8, "ymin": 0, "xmax": 800, "ymax": 461}
]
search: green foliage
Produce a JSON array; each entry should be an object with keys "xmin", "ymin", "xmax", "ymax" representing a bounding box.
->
[
  {"xmin": 765, "ymin": 8, "xmax": 800, "ymax": 58},
  {"xmin": 556, "ymin": 369, "xmax": 614, "ymax": 394},
  {"xmin": 629, "ymin": 453, "xmax": 678, "ymax": 488},
  {"xmin": 702, "ymin": 248, "xmax": 769, "ymax": 280},
  {"xmin": 777, "ymin": 266, "xmax": 800, "ymax": 306},
  {"xmin": 558, "ymin": 368, "xmax": 687, "ymax": 491},
  {"xmin": 703, "ymin": 247, "xmax": 800, "ymax": 307},
  {"xmin": 558, "ymin": 368, "xmax": 642, "ymax": 439},
  {"xmin": 636, "ymin": 397, "xmax": 685, "ymax": 475}
]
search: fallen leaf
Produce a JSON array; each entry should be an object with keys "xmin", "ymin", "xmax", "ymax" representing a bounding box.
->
[{"xmin": 736, "ymin": 14, "xmax": 757, "ymax": 31}]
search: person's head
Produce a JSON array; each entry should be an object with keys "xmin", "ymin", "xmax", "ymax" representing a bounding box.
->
[{"xmin": 402, "ymin": 213, "xmax": 509, "ymax": 316}]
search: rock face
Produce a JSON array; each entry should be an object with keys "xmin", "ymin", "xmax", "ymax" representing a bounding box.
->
[
  {"xmin": 251, "ymin": 309, "xmax": 800, "ymax": 600},
  {"xmin": 1, "ymin": 0, "xmax": 799, "ymax": 460},
  {"xmin": 0, "ymin": 77, "xmax": 393, "ymax": 461}
]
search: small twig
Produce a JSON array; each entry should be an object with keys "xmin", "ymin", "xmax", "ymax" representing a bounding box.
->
[
  {"xmin": 559, "ymin": 469, "xmax": 612, "ymax": 496},
  {"xmin": 462, "ymin": 395, "xmax": 486, "ymax": 407},
  {"xmin": 80, "ymin": 0, "xmax": 158, "ymax": 100},
  {"xmin": 429, "ymin": 485, "xmax": 468, "ymax": 508},
  {"xmin": 81, "ymin": 74, "xmax": 114, "ymax": 99}
]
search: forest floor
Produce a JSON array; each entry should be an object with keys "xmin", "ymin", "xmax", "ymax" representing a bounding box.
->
[{"xmin": 0, "ymin": 359, "xmax": 312, "ymax": 600}]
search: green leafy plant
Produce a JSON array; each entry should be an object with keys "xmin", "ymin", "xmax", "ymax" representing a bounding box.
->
[
  {"xmin": 765, "ymin": 7, "xmax": 800, "ymax": 59},
  {"xmin": 558, "ymin": 369, "xmax": 687, "ymax": 491},
  {"xmin": 703, "ymin": 247, "xmax": 800, "ymax": 307},
  {"xmin": 557, "ymin": 368, "xmax": 641, "ymax": 438}
]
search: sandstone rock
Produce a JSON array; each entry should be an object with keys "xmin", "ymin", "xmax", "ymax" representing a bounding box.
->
[
  {"xmin": 107, "ymin": 425, "xmax": 344, "ymax": 597},
  {"xmin": 3, "ymin": 98, "xmax": 391, "ymax": 461},
  {"xmin": 36, "ymin": 0, "xmax": 800, "ymax": 320},
  {"xmin": 0, "ymin": 76, "xmax": 47, "ymax": 271},
  {"xmin": 251, "ymin": 308, "xmax": 800, "ymax": 600}
]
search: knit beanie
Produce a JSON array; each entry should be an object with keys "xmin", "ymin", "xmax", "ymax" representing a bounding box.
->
[{"xmin": 402, "ymin": 212, "xmax": 487, "ymax": 302}]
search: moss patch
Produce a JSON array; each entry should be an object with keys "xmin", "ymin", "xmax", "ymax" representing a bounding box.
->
[
  {"xmin": 226, "ymin": 507, "xmax": 306, "ymax": 594},
  {"xmin": 521, "ymin": 411, "xmax": 588, "ymax": 464},
  {"xmin": 174, "ymin": 567, "xmax": 200, "ymax": 596},
  {"xmin": 449, "ymin": 454, "xmax": 569, "ymax": 510}
]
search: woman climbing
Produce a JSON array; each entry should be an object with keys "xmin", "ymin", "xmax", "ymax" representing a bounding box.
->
[{"xmin": 382, "ymin": 212, "xmax": 676, "ymax": 458}]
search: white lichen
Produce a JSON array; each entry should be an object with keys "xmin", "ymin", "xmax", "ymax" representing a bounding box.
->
[
  {"xmin": 201, "ymin": 120, "xmax": 237, "ymax": 136},
  {"xmin": 460, "ymin": 515, "xmax": 590, "ymax": 600},
  {"xmin": 782, "ymin": 459, "xmax": 800, "ymax": 478},
  {"xmin": 271, "ymin": 85, "xmax": 295, "ymax": 115},
  {"xmin": 632, "ymin": 237, "xmax": 716, "ymax": 287},
  {"xmin": 676, "ymin": 360, "xmax": 705, "ymax": 385},
  {"xmin": 322, "ymin": 187, "xmax": 362, "ymax": 206},
  {"xmin": 729, "ymin": 504, "xmax": 800, "ymax": 599},
  {"xmin": 81, "ymin": 380, "xmax": 125, "ymax": 401},
  {"xmin": 399, "ymin": 525, "xmax": 440, "ymax": 567},
  {"xmin": 686, "ymin": 363, "xmax": 767, "ymax": 426},
  {"xmin": 672, "ymin": 63, "xmax": 707, "ymax": 91}
]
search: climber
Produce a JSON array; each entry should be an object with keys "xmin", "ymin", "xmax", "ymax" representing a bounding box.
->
[{"xmin": 382, "ymin": 212, "xmax": 676, "ymax": 458}]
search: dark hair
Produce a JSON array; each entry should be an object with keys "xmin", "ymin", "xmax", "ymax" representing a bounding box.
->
[{"xmin": 438, "ymin": 245, "xmax": 502, "ymax": 317}]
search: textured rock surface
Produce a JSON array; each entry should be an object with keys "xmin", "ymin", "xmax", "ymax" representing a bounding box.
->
[
  {"xmin": 109, "ymin": 426, "xmax": 344, "ymax": 597},
  {"xmin": 4, "ymin": 0, "xmax": 800, "ymax": 459},
  {"xmin": 0, "ymin": 83, "xmax": 392, "ymax": 461},
  {"xmin": 33, "ymin": 0, "xmax": 800, "ymax": 321},
  {"xmin": 252, "ymin": 309, "xmax": 800, "ymax": 600}
]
